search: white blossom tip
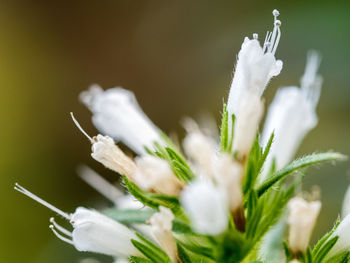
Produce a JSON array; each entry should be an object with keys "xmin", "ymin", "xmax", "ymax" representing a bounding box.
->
[
  {"xmin": 253, "ymin": 33, "xmax": 258, "ymax": 40},
  {"xmin": 70, "ymin": 112, "xmax": 93, "ymax": 142}
]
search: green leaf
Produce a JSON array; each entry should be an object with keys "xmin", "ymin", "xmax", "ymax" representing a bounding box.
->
[
  {"xmin": 103, "ymin": 208, "xmax": 154, "ymax": 224},
  {"xmin": 243, "ymin": 135, "xmax": 263, "ymax": 194},
  {"xmin": 172, "ymin": 218, "xmax": 193, "ymax": 234},
  {"xmin": 132, "ymin": 233, "xmax": 172, "ymax": 263},
  {"xmin": 257, "ymin": 152, "xmax": 346, "ymax": 197},
  {"xmin": 129, "ymin": 256, "xmax": 152, "ymax": 263},
  {"xmin": 177, "ymin": 242, "xmax": 194, "ymax": 263},
  {"xmin": 312, "ymin": 219, "xmax": 340, "ymax": 258},
  {"xmin": 220, "ymin": 104, "xmax": 229, "ymax": 151},
  {"xmin": 166, "ymin": 147, "xmax": 195, "ymax": 182},
  {"xmin": 313, "ymin": 236, "xmax": 339, "ymax": 263},
  {"xmin": 123, "ymin": 176, "xmax": 185, "ymax": 218},
  {"xmin": 258, "ymin": 132, "xmax": 274, "ymax": 172},
  {"xmin": 324, "ymin": 251, "xmax": 350, "ymax": 263}
]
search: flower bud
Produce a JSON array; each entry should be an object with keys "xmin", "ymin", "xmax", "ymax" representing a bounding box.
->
[
  {"xmin": 91, "ymin": 135, "xmax": 137, "ymax": 180},
  {"xmin": 180, "ymin": 179, "xmax": 228, "ymax": 235},
  {"xmin": 134, "ymin": 155, "xmax": 184, "ymax": 196},
  {"xmin": 183, "ymin": 130, "xmax": 217, "ymax": 177},
  {"xmin": 213, "ymin": 153, "xmax": 243, "ymax": 212},
  {"xmin": 149, "ymin": 206, "xmax": 177, "ymax": 262},
  {"xmin": 287, "ymin": 197, "xmax": 321, "ymax": 254}
]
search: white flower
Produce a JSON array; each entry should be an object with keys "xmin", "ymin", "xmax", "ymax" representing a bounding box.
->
[
  {"xmin": 77, "ymin": 165, "xmax": 144, "ymax": 209},
  {"xmin": 67, "ymin": 207, "xmax": 140, "ymax": 258},
  {"xmin": 213, "ymin": 153, "xmax": 243, "ymax": 212},
  {"xmin": 183, "ymin": 130, "xmax": 217, "ymax": 177},
  {"xmin": 149, "ymin": 206, "xmax": 178, "ymax": 262},
  {"xmin": 80, "ymin": 85, "xmax": 162, "ymax": 155},
  {"xmin": 134, "ymin": 155, "xmax": 184, "ymax": 196},
  {"xmin": 91, "ymin": 134, "xmax": 137, "ymax": 180},
  {"xmin": 227, "ymin": 10, "xmax": 282, "ymax": 118},
  {"xmin": 180, "ymin": 179, "xmax": 228, "ymax": 235},
  {"xmin": 261, "ymin": 51, "xmax": 322, "ymax": 172},
  {"xmin": 287, "ymin": 197, "xmax": 321, "ymax": 254},
  {"xmin": 14, "ymin": 184, "xmax": 141, "ymax": 258},
  {"xmin": 232, "ymin": 93, "xmax": 264, "ymax": 160},
  {"xmin": 342, "ymin": 185, "xmax": 350, "ymax": 218},
  {"xmin": 326, "ymin": 213, "xmax": 350, "ymax": 259}
]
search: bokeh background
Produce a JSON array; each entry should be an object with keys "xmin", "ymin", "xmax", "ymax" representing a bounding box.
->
[{"xmin": 1, "ymin": 0, "xmax": 350, "ymax": 262}]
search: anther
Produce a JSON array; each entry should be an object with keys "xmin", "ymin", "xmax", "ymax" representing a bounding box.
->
[
  {"xmin": 253, "ymin": 33, "xmax": 258, "ymax": 40},
  {"xmin": 70, "ymin": 112, "xmax": 93, "ymax": 142},
  {"xmin": 275, "ymin": 20, "xmax": 281, "ymax": 27},
  {"xmin": 50, "ymin": 225, "xmax": 74, "ymax": 245},
  {"xmin": 14, "ymin": 183, "xmax": 71, "ymax": 220},
  {"xmin": 272, "ymin": 9, "xmax": 280, "ymax": 18}
]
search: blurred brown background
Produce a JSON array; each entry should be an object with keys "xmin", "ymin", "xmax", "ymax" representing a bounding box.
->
[{"xmin": 1, "ymin": 0, "xmax": 350, "ymax": 262}]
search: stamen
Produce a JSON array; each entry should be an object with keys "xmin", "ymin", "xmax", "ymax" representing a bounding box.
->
[
  {"xmin": 50, "ymin": 225, "xmax": 74, "ymax": 245},
  {"xmin": 70, "ymin": 112, "xmax": 93, "ymax": 142},
  {"xmin": 267, "ymin": 10, "xmax": 281, "ymax": 55},
  {"xmin": 253, "ymin": 33, "xmax": 258, "ymax": 40},
  {"xmin": 77, "ymin": 165, "xmax": 123, "ymax": 204},
  {"xmin": 14, "ymin": 183, "xmax": 71, "ymax": 220},
  {"xmin": 263, "ymin": 31, "xmax": 271, "ymax": 53},
  {"xmin": 272, "ymin": 9, "xmax": 280, "ymax": 21},
  {"xmin": 50, "ymin": 217, "xmax": 73, "ymax": 237}
]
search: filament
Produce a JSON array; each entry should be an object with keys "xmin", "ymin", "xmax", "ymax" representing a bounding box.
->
[
  {"xmin": 14, "ymin": 183, "xmax": 71, "ymax": 220},
  {"xmin": 50, "ymin": 217, "xmax": 72, "ymax": 237},
  {"xmin": 49, "ymin": 225, "xmax": 74, "ymax": 245},
  {"xmin": 70, "ymin": 112, "xmax": 93, "ymax": 142}
]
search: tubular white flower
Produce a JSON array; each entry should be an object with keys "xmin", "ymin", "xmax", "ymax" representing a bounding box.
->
[
  {"xmin": 326, "ymin": 214, "xmax": 350, "ymax": 259},
  {"xmin": 232, "ymin": 93, "xmax": 264, "ymax": 160},
  {"xmin": 80, "ymin": 85, "xmax": 162, "ymax": 155},
  {"xmin": 14, "ymin": 184, "xmax": 141, "ymax": 258},
  {"xmin": 68, "ymin": 207, "xmax": 140, "ymax": 258},
  {"xmin": 342, "ymin": 185, "xmax": 350, "ymax": 218},
  {"xmin": 134, "ymin": 155, "xmax": 184, "ymax": 196},
  {"xmin": 213, "ymin": 153, "xmax": 243, "ymax": 212},
  {"xmin": 180, "ymin": 179, "xmax": 228, "ymax": 235},
  {"xmin": 149, "ymin": 206, "xmax": 178, "ymax": 262},
  {"xmin": 227, "ymin": 10, "xmax": 282, "ymax": 118},
  {"xmin": 77, "ymin": 165, "xmax": 144, "ymax": 209},
  {"xmin": 287, "ymin": 197, "xmax": 321, "ymax": 254},
  {"xmin": 261, "ymin": 51, "xmax": 322, "ymax": 172},
  {"xmin": 183, "ymin": 130, "xmax": 217, "ymax": 177},
  {"xmin": 91, "ymin": 135, "xmax": 137, "ymax": 180}
]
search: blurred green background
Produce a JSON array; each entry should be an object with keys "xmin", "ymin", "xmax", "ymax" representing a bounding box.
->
[{"xmin": 1, "ymin": 0, "xmax": 350, "ymax": 262}]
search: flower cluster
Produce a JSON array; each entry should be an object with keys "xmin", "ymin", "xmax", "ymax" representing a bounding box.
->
[{"xmin": 15, "ymin": 10, "xmax": 349, "ymax": 263}]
